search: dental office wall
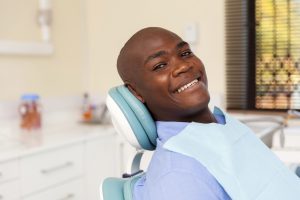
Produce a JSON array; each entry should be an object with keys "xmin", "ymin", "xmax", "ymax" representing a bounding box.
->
[
  {"xmin": 0, "ymin": 0, "xmax": 225, "ymax": 103},
  {"xmin": 0, "ymin": 0, "xmax": 86, "ymax": 100},
  {"xmin": 86, "ymin": 0, "xmax": 225, "ymax": 103}
]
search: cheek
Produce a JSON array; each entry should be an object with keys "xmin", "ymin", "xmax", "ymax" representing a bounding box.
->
[
  {"xmin": 155, "ymin": 74, "xmax": 169, "ymax": 86},
  {"xmin": 137, "ymin": 75, "xmax": 170, "ymax": 103},
  {"xmin": 143, "ymin": 74, "xmax": 170, "ymax": 92}
]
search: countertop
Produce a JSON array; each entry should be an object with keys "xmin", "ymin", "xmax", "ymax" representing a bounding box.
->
[
  {"xmin": 0, "ymin": 109, "xmax": 297, "ymax": 163},
  {"xmin": 0, "ymin": 112, "xmax": 115, "ymax": 162}
]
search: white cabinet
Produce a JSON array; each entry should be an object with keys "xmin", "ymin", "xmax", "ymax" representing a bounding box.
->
[
  {"xmin": 0, "ymin": 159, "xmax": 19, "ymax": 183},
  {"xmin": 23, "ymin": 179, "xmax": 84, "ymax": 200},
  {"xmin": 115, "ymin": 135, "xmax": 137, "ymax": 176},
  {"xmin": 0, "ymin": 180, "xmax": 20, "ymax": 200},
  {"xmin": 0, "ymin": 159, "xmax": 20, "ymax": 200},
  {"xmin": 84, "ymin": 134, "xmax": 118, "ymax": 200},
  {"xmin": 272, "ymin": 149, "xmax": 300, "ymax": 164},
  {"xmin": 0, "ymin": 126, "xmax": 123, "ymax": 200},
  {"xmin": 20, "ymin": 144, "xmax": 84, "ymax": 196}
]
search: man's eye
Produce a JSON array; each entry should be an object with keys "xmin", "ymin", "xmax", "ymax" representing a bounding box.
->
[
  {"xmin": 181, "ymin": 50, "xmax": 193, "ymax": 57},
  {"xmin": 153, "ymin": 63, "xmax": 167, "ymax": 71}
]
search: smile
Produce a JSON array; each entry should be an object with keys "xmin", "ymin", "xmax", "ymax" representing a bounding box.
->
[{"xmin": 177, "ymin": 79, "xmax": 199, "ymax": 93}]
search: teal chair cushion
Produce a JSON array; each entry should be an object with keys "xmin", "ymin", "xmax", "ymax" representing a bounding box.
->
[
  {"xmin": 102, "ymin": 173, "xmax": 145, "ymax": 200},
  {"xmin": 102, "ymin": 178, "xmax": 127, "ymax": 200},
  {"xmin": 108, "ymin": 86, "xmax": 157, "ymax": 150}
]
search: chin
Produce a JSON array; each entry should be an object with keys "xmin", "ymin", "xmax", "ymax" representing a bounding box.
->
[
  {"xmin": 179, "ymin": 97, "xmax": 209, "ymax": 113},
  {"xmin": 190, "ymin": 94, "xmax": 210, "ymax": 110}
]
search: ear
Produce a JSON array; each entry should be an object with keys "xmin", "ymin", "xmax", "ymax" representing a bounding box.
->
[{"xmin": 126, "ymin": 83, "xmax": 145, "ymax": 103}]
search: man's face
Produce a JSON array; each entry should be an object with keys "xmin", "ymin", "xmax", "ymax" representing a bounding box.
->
[{"xmin": 130, "ymin": 31, "xmax": 210, "ymax": 121}]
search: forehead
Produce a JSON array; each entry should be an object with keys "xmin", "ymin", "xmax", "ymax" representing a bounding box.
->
[
  {"xmin": 129, "ymin": 31, "xmax": 183, "ymax": 62},
  {"xmin": 140, "ymin": 32, "xmax": 182, "ymax": 54}
]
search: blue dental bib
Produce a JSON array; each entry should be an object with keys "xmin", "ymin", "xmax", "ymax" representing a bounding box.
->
[{"xmin": 163, "ymin": 108, "xmax": 300, "ymax": 200}]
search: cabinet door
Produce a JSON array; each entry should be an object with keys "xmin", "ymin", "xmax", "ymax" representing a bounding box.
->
[
  {"xmin": 84, "ymin": 134, "xmax": 118, "ymax": 200},
  {"xmin": 115, "ymin": 135, "xmax": 137, "ymax": 176},
  {"xmin": 0, "ymin": 159, "xmax": 19, "ymax": 184},
  {"xmin": 0, "ymin": 180, "xmax": 20, "ymax": 200},
  {"xmin": 272, "ymin": 149, "xmax": 300, "ymax": 164},
  {"xmin": 20, "ymin": 144, "xmax": 84, "ymax": 195},
  {"xmin": 23, "ymin": 179, "xmax": 83, "ymax": 200}
]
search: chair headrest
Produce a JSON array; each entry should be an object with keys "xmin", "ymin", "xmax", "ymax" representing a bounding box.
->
[{"xmin": 106, "ymin": 85, "xmax": 157, "ymax": 150}]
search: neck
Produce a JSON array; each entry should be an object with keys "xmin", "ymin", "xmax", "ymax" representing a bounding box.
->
[
  {"xmin": 188, "ymin": 107, "xmax": 217, "ymax": 124},
  {"xmin": 154, "ymin": 106, "xmax": 217, "ymax": 123}
]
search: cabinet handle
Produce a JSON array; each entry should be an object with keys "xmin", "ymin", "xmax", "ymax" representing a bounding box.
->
[
  {"xmin": 57, "ymin": 193, "xmax": 75, "ymax": 200},
  {"xmin": 41, "ymin": 161, "xmax": 74, "ymax": 174}
]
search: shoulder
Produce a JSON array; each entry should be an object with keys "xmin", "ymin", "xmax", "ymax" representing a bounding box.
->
[
  {"xmin": 147, "ymin": 145, "xmax": 211, "ymax": 180},
  {"xmin": 145, "ymin": 145, "xmax": 221, "ymax": 192},
  {"xmin": 135, "ymin": 146, "xmax": 229, "ymax": 200},
  {"xmin": 143, "ymin": 169, "xmax": 221, "ymax": 200}
]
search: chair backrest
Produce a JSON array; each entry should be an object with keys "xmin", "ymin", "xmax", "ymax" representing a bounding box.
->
[
  {"xmin": 101, "ymin": 85, "xmax": 157, "ymax": 200},
  {"xmin": 106, "ymin": 85, "xmax": 157, "ymax": 150}
]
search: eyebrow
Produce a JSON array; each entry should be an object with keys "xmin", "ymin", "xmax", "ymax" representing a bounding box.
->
[
  {"xmin": 176, "ymin": 41, "xmax": 188, "ymax": 49},
  {"xmin": 144, "ymin": 51, "xmax": 167, "ymax": 65},
  {"xmin": 144, "ymin": 41, "xmax": 189, "ymax": 65}
]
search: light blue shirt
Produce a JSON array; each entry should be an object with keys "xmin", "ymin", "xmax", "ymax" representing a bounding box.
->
[{"xmin": 133, "ymin": 111, "xmax": 231, "ymax": 200}]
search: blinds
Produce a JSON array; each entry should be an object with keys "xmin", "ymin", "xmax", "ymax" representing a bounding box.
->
[
  {"xmin": 226, "ymin": 0, "xmax": 250, "ymax": 109},
  {"xmin": 255, "ymin": 0, "xmax": 300, "ymax": 109},
  {"xmin": 226, "ymin": 0, "xmax": 300, "ymax": 110}
]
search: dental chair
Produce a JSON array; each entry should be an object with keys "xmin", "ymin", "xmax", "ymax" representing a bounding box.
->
[
  {"xmin": 101, "ymin": 85, "xmax": 157, "ymax": 200},
  {"xmin": 101, "ymin": 86, "xmax": 300, "ymax": 200}
]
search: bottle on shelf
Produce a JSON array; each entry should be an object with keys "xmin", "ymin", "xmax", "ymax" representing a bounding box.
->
[
  {"xmin": 19, "ymin": 94, "xmax": 42, "ymax": 130},
  {"xmin": 82, "ymin": 93, "xmax": 93, "ymax": 122}
]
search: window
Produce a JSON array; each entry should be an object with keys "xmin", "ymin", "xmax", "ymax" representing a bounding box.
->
[{"xmin": 226, "ymin": 0, "xmax": 300, "ymax": 110}]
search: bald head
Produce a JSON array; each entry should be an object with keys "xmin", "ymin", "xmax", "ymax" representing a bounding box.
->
[
  {"xmin": 117, "ymin": 27, "xmax": 181, "ymax": 85},
  {"xmin": 115, "ymin": 27, "xmax": 212, "ymax": 122}
]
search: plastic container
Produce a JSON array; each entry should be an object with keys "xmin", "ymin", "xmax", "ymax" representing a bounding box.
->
[
  {"xmin": 82, "ymin": 93, "xmax": 93, "ymax": 121},
  {"xmin": 19, "ymin": 94, "xmax": 42, "ymax": 130}
]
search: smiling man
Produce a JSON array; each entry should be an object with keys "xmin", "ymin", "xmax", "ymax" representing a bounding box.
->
[
  {"xmin": 117, "ymin": 27, "xmax": 231, "ymax": 200},
  {"xmin": 116, "ymin": 27, "xmax": 300, "ymax": 200}
]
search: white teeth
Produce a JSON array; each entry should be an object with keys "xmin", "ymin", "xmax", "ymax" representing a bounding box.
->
[{"xmin": 177, "ymin": 79, "xmax": 199, "ymax": 93}]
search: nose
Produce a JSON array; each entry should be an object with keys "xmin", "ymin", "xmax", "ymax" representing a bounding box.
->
[{"xmin": 172, "ymin": 59, "xmax": 192, "ymax": 77}]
